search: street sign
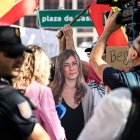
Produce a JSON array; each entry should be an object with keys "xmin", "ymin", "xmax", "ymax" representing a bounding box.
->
[{"xmin": 37, "ymin": 9, "xmax": 94, "ymax": 28}]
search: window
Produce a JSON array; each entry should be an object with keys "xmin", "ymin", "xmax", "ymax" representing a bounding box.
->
[
  {"xmin": 78, "ymin": 0, "xmax": 84, "ymax": 9},
  {"xmin": 65, "ymin": 0, "xmax": 72, "ymax": 9},
  {"xmin": 77, "ymin": 28, "xmax": 93, "ymax": 32},
  {"xmin": 77, "ymin": 37, "xmax": 93, "ymax": 47},
  {"xmin": 78, "ymin": 0, "xmax": 91, "ymax": 9},
  {"xmin": 44, "ymin": 0, "xmax": 59, "ymax": 9},
  {"xmin": 24, "ymin": 16, "xmax": 37, "ymax": 28}
]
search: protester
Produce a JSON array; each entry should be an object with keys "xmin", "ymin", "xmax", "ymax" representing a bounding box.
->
[
  {"xmin": 13, "ymin": 45, "xmax": 66, "ymax": 140},
  {"xmin": 49, "ymin": 49, "xmax": 94, "ymax": 140},
  {"xmin": 57, "ymin": 25, "xmax": 108, "ymax": 108},
  {"xmin": 0, "ymin": 26, "xmax": 50, "ymax": 140},
  {"xmin": 89, "ymin": 10, "xmax": 140, "ymax": 89},
  {"xmin": 78, "ymin": 87, "xmax": 132, "ymax": 140}
]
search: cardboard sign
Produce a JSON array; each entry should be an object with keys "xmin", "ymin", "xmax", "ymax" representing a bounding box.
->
[{"xmin": 106, "ymin": 47, "xmax": 131, "ymax": 69}]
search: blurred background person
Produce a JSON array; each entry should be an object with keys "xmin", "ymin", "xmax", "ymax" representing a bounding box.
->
[
  {"xmin": 13, "ymin": 45, "xmax": 65, "ymax": 140},
  {"xmin": 77, "ymin": 87, "xmax": 132, "ymax": 140}
]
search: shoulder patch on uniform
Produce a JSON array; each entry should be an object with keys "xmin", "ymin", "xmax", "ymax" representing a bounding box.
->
[{"xmin": 17, "ymin": 101, "xmax": 32, "ymax": 119}]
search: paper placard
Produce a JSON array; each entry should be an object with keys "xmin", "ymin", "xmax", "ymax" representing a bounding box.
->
[{"xmin": 106, "ymin": 47, "xmax": 131, "ymax": 69}]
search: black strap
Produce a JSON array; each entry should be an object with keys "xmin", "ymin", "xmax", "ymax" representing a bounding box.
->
[{"xmin": 120, "ymin": 87, "xmax": 140, "ymax": 140}]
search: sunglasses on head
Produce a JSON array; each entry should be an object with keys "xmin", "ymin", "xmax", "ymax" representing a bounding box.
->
[{"xmin": 4, "ymin": 51, "xmax": 24, "ymax": 59}]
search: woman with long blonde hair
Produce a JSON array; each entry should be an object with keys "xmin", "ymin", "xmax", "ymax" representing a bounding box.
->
[
  {"xmin": 13, "ymin": 45, "xmax": 65, "ymax": 140},
  {"xmin": 49, "ymin": 49, "xmax": 94, "ymax": 140}
]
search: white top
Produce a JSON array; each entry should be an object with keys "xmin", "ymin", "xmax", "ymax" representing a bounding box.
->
[{"xmin": 78, "ymin": 87, "xmax": 132, "ymax": 140}]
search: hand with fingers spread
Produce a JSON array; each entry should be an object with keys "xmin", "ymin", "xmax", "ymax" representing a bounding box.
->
[{"xmin": 104, "ymin": 10, "xmax": 121, "ymax": 34}]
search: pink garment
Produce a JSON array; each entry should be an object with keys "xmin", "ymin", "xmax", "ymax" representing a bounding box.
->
[
  {"xmin": 84, "ymin": 64, "xmax": 101, "ymax": 84},
  {"xmin": 25, "ymin": 81, "xmax": 65, "ymax": 140}
]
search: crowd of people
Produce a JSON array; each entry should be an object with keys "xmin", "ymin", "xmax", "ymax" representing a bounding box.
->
[{"xmin": 0, "ymin": 10, "xmax": 140, "ymax": 140}]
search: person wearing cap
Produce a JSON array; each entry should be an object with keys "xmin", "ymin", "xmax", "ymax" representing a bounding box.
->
[
  {"xmin": 84, "ymin": 41, "xmax": 106, "ymax": 62},
  {"xmin": 90, "ymin": 11, "xmax": 140, "ymax": 90},
  {"xmin": 0, "ymin": 26, "xmax": 50, "ymax": 140}
]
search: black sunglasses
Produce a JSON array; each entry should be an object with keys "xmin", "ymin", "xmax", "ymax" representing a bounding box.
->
[{"xmin": 4, "ymin": 51, "xmax": 24, "ymax": 59}]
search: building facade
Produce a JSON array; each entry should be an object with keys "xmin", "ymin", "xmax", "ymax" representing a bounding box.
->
[{"xmin": 15, "ymin": 0, "xmax": 98, "ymax": 48}]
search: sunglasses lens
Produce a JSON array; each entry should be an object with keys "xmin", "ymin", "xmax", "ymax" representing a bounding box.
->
[{"xmin": 4, "ymin": 52, "xmax": 24, "ymax": 58}]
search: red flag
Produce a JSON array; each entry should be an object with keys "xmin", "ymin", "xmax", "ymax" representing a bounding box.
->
[
  {"xmin": 0, "ymin": 0, "xmax": 38, "ymax": 25},
  {"xmin": 88, "ymin": 2, "xmax": 128, "ymax": 46}
]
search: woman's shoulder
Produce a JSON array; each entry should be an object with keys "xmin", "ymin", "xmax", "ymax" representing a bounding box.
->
[
  {"xmin": 30, "ymin": 81, "xmax": 51, "ymax": 90},
  {"xmin": 26, "ymin": 81, "xmax": 52, "ymax": 96},
  {"xmin": 82, "ymin": 84, "xmax": 93, "ymax": 100}
]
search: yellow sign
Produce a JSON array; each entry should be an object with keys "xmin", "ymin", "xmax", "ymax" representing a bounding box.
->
[{"xmin": 0, "ymin": 0, "xmax": 21, "ymax": 18}]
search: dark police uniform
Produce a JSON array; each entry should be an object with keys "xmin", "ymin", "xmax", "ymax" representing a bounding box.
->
[
  {"xmin": 103, "ymin": 66, "xmax": 140, "ymax": 90},
  {"xmin": 0, "ymin": 78, "xmax": 37, "ymax": 140}
]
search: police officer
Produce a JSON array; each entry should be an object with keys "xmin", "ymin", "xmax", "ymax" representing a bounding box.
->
[{"xmin": 0, "ymin": 26, "xmax": 50, "ymax": 140}]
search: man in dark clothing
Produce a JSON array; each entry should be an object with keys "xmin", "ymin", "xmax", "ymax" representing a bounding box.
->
[
  {"xmin": 90, "ymin": 11, "xmax": 140, "ymax": 90},
  {"xmin": 0, "ymin": 26, "xmax": 50, "ymax": 140}
]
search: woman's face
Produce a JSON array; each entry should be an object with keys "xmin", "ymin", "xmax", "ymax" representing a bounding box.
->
[{"xmin": 63, "ymin": 56, "xmax": 79, "ymax": 80}]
